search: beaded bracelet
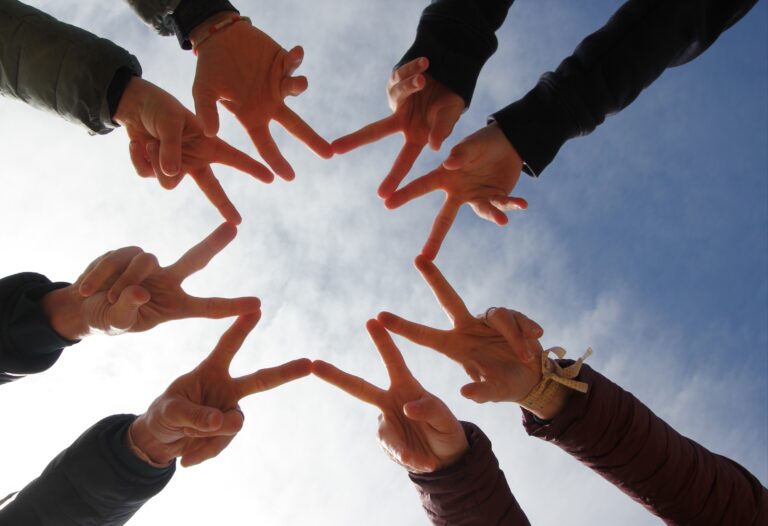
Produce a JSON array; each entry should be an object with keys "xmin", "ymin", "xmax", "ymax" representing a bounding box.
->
[
  {"xmin": 519, "ymin": 346, "xmax": 593, "ymax": 412},
  {"xmin": 193, "ymin": 15, "xmax": 252, "ymax": 55}
]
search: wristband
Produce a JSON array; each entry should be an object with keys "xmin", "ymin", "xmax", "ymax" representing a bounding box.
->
[
  {"xmin": 164, "ymin": 0, "xmax": 239, "ymax": 50},
  {"xmin": 519, "ymin": 346, "xmax": 593, "ymax": 412},
  {"xmin": 192, "ymin": 15, "xmax": 251, "ymax": 55}
]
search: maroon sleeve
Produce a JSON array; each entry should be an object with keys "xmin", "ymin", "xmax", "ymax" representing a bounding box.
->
[
  {"xmin": 523, "ymin": 363, "xmax": 768, "ymax": 525},
  {"xmin": 409, "ymin": 421, "xmax": 530, "ymax": 526}
]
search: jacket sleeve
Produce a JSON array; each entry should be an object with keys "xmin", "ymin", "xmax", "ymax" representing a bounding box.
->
[
  {"xmin": 523, "ymin": 363, "xmax": 768, "ymax": 525},
  {"xmin": 0, "ymin": 0, "xmax": 142, "ymax": 134},
  {"xmin": 0, "ymin": 414, "xmax": 175, "ymax": 526},
  {"xmin": 0, "ymin": 273, "xmax": 79, "ymax": 385},
  {"xmin": 409, "ymin": 421, "xmax": 530, "ymax": 525},
  {"xmin": 397, "ymin": 0, "xmax": 515, "ymax": 107},
  {"xmin": 491, "ymin": 0, "xmax": 758, "ymax": 176}
]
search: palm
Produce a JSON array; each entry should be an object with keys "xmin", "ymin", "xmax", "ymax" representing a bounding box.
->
[
  {"xmin": 384, "ymin": 123, "xmax": 526, "ymax": 259},
  {"xmin": 313, "ymin": 320, "xmax": 466, "ymax": 473},
  {"xmin": 194, "ymin": 23, "xmax": 331, "ymax": 181},
  {"xmin": 332, "ymin": 59, "xmax": 464, "ymax": 199},
  {"xmin": 379, "ymin": 256, "xmax": 544, "ymax": 403}
]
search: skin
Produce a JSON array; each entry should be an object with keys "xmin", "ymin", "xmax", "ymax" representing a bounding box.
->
[
  {"xmin": 331, "ymin": 57, "xmax": 465, "ymax": 199},
  {"xmin": 385, "ymin": 123, "xmax": 528, "ymax": 260},
  {"xmin": 378, "ymin": 256, "xmax": 572, "ymax": 420},
  {"xmin": 129, "ymin": 314, "xmax": 312, "ymax": 467},
  {"xmin": 39, "ymin": 223, "xmax": 261, "ymax": 339},
  {"xmin": 313, "ymin": 319, "xmax": 468, "ymax": 474},
  {"xmin": 190, "ymin": 12, "xmax": 332, "ymax": 181},
  {"xmin": 114, "ymin": 77, "xmax": 274, "ymax": 224}
]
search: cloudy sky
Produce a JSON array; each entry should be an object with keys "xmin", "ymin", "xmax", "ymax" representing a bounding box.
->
[{"xmin": 1, "ymin": 1, "xmax": 765, "ymax": 525}]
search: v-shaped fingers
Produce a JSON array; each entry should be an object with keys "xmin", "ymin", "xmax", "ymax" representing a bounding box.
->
[{"xmin": 413, "ymin": 255, "xmax": 473, "ymax": 323}]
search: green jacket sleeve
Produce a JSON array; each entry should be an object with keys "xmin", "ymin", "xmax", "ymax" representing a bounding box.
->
[{"xmin": 0, "ymin": 0, "xmax": 142, "ymax": 134}]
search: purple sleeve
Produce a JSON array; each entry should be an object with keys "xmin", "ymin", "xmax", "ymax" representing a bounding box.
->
[
  {"xmin": 409, "ymin": 421, "xmax": 530, "ymax": 525},
  {"xmin": 523, "ymin": 363, "xmax": 768, "ymax": 525}
]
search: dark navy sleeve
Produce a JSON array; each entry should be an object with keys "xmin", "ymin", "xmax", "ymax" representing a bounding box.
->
[
  {"xmin": 0, "ymin": 414, "xmax": 175, "ymax": 526},
  {"xmin": 0, "ymin": 273, "xmax": 79, "ymax": 385}
]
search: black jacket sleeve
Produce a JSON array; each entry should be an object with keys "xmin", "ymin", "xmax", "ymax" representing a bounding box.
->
[
  {"xmin": 491, "ymin": 0, "xmax": 758, "ymax": 176},
  {"xmin": 397, "ymin": 0, "xmax": 515, "ymax": 107},
  {"xmin": 409, "ymin": 422, "xmax": 530, "ymax": 525},
  {"xmin": 0, "ymin": 0, "xmax": 142, "ymax": 134},
  {"xmin": 0, "ymin": 414, "xmax": 175, "ymax": 525},
  {"xmin": 0, "ymin": 273, "xmax": 78, "ymax": 385}
]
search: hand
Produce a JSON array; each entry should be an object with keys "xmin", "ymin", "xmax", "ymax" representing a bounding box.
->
[
  {"xmin": 115, "ymin": 77, "xmax": 274, "ymax": 224},
  {"xmin": 332, "ymin": 57, "xmax": 465, "ymax": 199},
  {"xmin": 190, "ymin": 14, "xmax": 332, "ymax": 181},
  {"xmin": 129, "ymin": 314, "xmax": 312, "ymax": 467},
  {"xmin": 378, "ymin": 256, "xmax": 544, "ymax": 405},
  {"xmin": 385, "ymin": 123, "xmax": 528, "ymax": 260},
  {"xmin": 313, "ymin": 319, "xmax": 468, "ymax": 473},
  {"xmin": 41, "ymin": 223, "xmax": 261, "ymax": 339}
]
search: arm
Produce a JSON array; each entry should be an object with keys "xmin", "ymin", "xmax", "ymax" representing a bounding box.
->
[
  {"xmin": 410, "ymin": 422, "xmax": 529, "ymax": 526},
  {"xmin": 493, "ymin": 0, "xmax": 759, "ymax": 175},
  {"xmin": 0, "ymin": 414, "xmax": 175, "ymax": 526},
  {"xmin": 0, "ymin": 273, "xmax": 79, "ymax": 384},
  {"xmin": 523, "ymin": 363, "xmax": 768, "ymax": 526},
  {"xmin": 398, "ymin": 0, "xmax": 515, "ymax": 107},
  {"xmin": 0, "ymin": 0, "xmax": 141, "ymax": 134}
]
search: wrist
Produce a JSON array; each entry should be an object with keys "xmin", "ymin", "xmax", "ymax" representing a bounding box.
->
[
  {"xmin": 38, "ymin": 286, "xmax": 89, "ymax": 340},
  {"xmin": 529, "ymin": 381, "xmax": 572, "ymax": 420},
  {"xmin": 113, "ymin": 76, "xmax": 146, "ymax": 127},
  {"xmin": 189, "ymin": 10, "xmax": 240, "ymax": 47},
  {"xmin": 128, "ymin": 415, "xmax": 178, "ymax": 467}
]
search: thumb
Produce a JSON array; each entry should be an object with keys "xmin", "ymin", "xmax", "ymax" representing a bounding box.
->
[
  {"xmin": 460, "ymin": 381, "xmax": 500, "ymax": 404},
  {"xmin": 193, "ymin": 87, "xmax": 220, "ymax": 137},
  {"xmin": 109, "ymin": 285, "xmax": 150, "ymax": 331},
  {"xmin": 441, "ymin": 142, "xmax": 471, "ymax": 171},
  {"xmin": 402, "ymin": 396, "xmax": 457, "ymax": 433},
  {"xmin": 163, "ymin": 397, "xmax": 225, "ymax": 432}
]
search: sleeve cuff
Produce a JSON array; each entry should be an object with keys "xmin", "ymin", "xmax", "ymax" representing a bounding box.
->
[
  {"xmin": 491, "ymin": 73, "xmax": 584, "ymax": 177},
  {"xmin": 396, "ymin": 1, "xmax": 501, "ymax": 107},
  {"xmin": 1, "ymin": 274, "xmax": 79, "ymax": 379},
  {"xmin": 165, "ymin": 0, "xmax": 239, "ymax": 50}
]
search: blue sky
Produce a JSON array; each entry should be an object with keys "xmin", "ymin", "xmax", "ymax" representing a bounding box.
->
[{"xmin": 0, "ymin": 1, "xmax": 765, "ymax": 525}]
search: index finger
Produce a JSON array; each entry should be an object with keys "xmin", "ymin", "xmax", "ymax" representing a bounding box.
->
[
  {"xmin": 312, "ymin": 359, "xmax": 385, "ymax": 407},
  {"xmin": 236, "ymin": 358, "xmax": 312, "ymax": 398},
  {"xmin": 275, "ymin": 105, "xmax": 333, "ymax": 159},
  {"xmin": 420, "ymin": 197, "xmax": 460, "ymax": 261},
  {"xmin": 189, "ymin": 167, "xmax": 242, "ymax": 225},
  {"xmin": 366, "ymin": 319, "xmax": 411, "ymax": 384},
  {"xmin": 167, "ymin": 222, "xmax": 237, "ymax": 280},
  {"xmin": 211, "ymin": 139, "xmax": 275, "ymax": 184},
  {"xmin": 331, "ymin": 115, "xmax": 399, "ymax": 155},
  {"xmin": 206, "ymin": 313, "xmax": 261, "ymax": 369},
  {"xmin": 377, "ymin": 141, "xmax": 425, "ymax": 199},
  {"xmin": 413, "ymin": 255, "xmax": 472, "ymax": 324}
]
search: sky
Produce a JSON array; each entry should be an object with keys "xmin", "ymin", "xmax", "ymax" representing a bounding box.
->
[{"xmin": 0, "ymin": 1, "xmax": 766, "ymax": 525}]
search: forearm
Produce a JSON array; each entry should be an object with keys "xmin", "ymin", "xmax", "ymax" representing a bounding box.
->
[
  {"xmin": 0, "ymin": 415, "xmax": 175, "ymax": 526},
  {"xmin": 397, "ymin": 0, "xmax": 515, "ymax": 107},
  {"xmin": 410, "ymin": 422, "xmax": 530, "ymax": 525},
  {"xmin": 523, "ymin": 364, "xmax": 768, "ymax": 525},
  {"xmin": 492, "ymin": 0, "xmax": 758, "ymax": 176},
  {"xmin": 0, "ymin": 273, "xmax": 79, "ymax": 384},
  {"xmin": 0, "ymin": 0, "xmax": 142, "ymax": 134}
]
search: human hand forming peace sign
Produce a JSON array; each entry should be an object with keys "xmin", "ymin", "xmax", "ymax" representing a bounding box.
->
[
  {"xmin": 129, "ymin": 315, "xmax": 311, "ymax": 467},
  {"xmin": 313, "ymin": 319, "xmax": 468, "ymax": 474},
  {"xmin": 40, "ymin": 223, "xmax": 260, "ymax": 339},
  {"xmin": 115, "ymin": 77, "xmax": 274, "ymax": 224},
  {"xmin": 190, "ymin": 14, "xmax": 332, "ymax": 181},
  {"xmin": 385, "ymin": 123, "xmax": 528, "ymax": 259},
  {"xmin": 332, "ymin": 57, "xmax": 465, "ymax": 199},
  {"xmin": 378, "ymin": 256, "xmax": 544, "ymax": 405}
]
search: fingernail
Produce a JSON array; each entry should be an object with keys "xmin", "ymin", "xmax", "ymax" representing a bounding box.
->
[
  {"xmin": 205, "ymin": 413, "xmax": 218, "ymax": 427},
  {"xmin": 418, "ymin": 57, "xmax": 427, "ymax": 67}
]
